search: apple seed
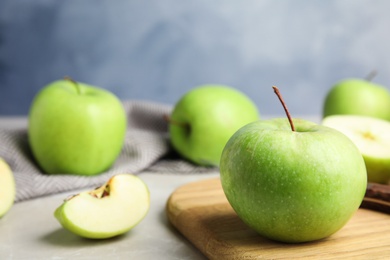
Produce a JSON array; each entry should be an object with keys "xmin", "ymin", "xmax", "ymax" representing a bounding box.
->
[
  {"xmin": 89, "ymin": 184, "xmax": 110, "ymax": 198},
  {"xmin": 102, "ymin": 186, "xmax": 110, "ymax": 198}
]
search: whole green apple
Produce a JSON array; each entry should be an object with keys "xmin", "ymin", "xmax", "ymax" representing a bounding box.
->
[
  {"xmin": 323, "ymin": 78, "xmax": 390, "ymax": 120},
  {"xmin": 168, "ymin": 85, "xmax": 259, "ymax": 166},
  {"xmin": 0, "ymin": 158, "xmax": 16, "ymax": 217},
  {"xmin": 323, "ymin": 115, "xmax": 390, "ymax": 184},
  {"xmin": 220, "ymin": 118, "xmax": 367, "ymax": 243},
  {"xmin": 28, "ymin": 78, "xmax": 127, "ymax": 175}
]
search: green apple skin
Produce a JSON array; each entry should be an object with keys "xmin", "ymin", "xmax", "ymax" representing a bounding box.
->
[
  {"xmin": 169, "ymin": 85, "xmax": 259, "ymax": 166},
  {"xmin": 28, "ymin": 79, "xmax": 127, "ymax": 175},
  {"xmin": 0, "ymin": 158, "xmax": 16, "ymax": 218},
  {"xmin": 54, "ymin": 174, "xmax": 150, "ymax": 239},
  {"xmin": 322, "ymin": 115, "xmax": 390, "ymax": 184},
  {"xmin": 323, "ymin": 79, "xmax": 390, "ymax": 120},
  {"xmin": 220, "ymin": 118, "xmax": 367, "ymax": 243}
]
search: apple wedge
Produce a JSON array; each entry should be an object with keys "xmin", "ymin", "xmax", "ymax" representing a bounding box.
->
[
  {"xmin": 0, "ymin": 158, "xmax": 16, "ymax": 218},
  {"xmin": 322, "ymin": 115, "xmax": 390, "ymax": 184},
  {"xmin": 54, "ymin": 174, "xmax": 150, "ymax": 239}
]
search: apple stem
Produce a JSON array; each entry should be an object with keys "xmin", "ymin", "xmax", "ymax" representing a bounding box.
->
[
  {"xmin": 163, "ymin": 114, "xmax": 190, "ymax": 129},
  {"xmin": 272, "ymin": 86, "xmax": 295, "ymax": 132},
  {"xmin": 365, "ymin": 70, "xmax": 377, "ymax": 82},
  {"xmin": 64, "ymin": 76, "xmax": 81, "ymax": 95}
]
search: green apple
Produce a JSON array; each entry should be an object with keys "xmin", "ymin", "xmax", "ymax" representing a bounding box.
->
[
  {"xmin": 220, "ymin": 118, "xmax": 367, "ymax": 243},
  {"xmin": 323, "ymin": 78, "xmax": 390, "ymax": 120},
  {"xmin": 54, "ymin": 174, "xmax": 150, "ymax": 239},
  {"xmin": 0, "ymin": 158, "xmax": 16, "ymax": 218},
  {"xmin": 168, "ymin": 85, "xmax": 259, "ymax": 166},
  {"xmin": 28, "ymin": 78, "xmax": 127, "ymax": 175},
  {"xmin": 322, "ymin": 115, "xmax": 390, "ymax": 184},
  {"xmin": 220, "ymin": 87, "xmax": 367, "ymax": 243}
]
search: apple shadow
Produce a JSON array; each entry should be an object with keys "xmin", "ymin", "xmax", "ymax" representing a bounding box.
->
[
  {"xmin": 159, "ymin": 206, "xmax": 183, "ymax": 239},
  {"xmin": 40, "ymin": 228, "xmax": 130, "ymax": 248},
  {"xmin": 159, "ymin": 207, "xmax": 179, "ymax": 235},
  {"xmin": 158, "ymin": 207, "xmax": 207, "ymax": 258}
]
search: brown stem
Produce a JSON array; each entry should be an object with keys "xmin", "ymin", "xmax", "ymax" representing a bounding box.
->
[
  {"xmin": 272, "ymin": 86, "xmax": 295, "ymax": 132},
  {"xmin": 365, "ymin": 70, "xmax": 377, "ymax": 82},
  {"xmin": 163, "ymin": 114, "xmax": 189, "ymax": 128},
  {"xmin": 64, "ymin": 76, "xmax": 81, "ymax": 95}
]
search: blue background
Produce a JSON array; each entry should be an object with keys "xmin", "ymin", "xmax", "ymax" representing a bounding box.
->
[{"xmin": 1, "ymin": 0, "xmax": 390, "ymax": 116}]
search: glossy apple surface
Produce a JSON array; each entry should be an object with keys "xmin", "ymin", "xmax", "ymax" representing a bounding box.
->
[
  {"xmin": 169, "ymin": 85, "xmax": 259, "ymax": 166},
  {"xmin": 0, "ymin": 158, "xmax": 16, "ymax": 218},
  {"xmin": 220, "ymin": 118, "xmax": 367, "ymax": 243},
  {"xmin": 54, "ymin": 174, "xmax": 150, "ymax": 239},
  {"xmin": 323, "ymin": 115, "xmax": 390, "ymax": 184},
  {"xmin": 323, "ymin": 79, "xmax": 390, "ymax": 120},
  {"xmin": 28, "ymin": 79, "xmax": 127, "ymax": 175}
]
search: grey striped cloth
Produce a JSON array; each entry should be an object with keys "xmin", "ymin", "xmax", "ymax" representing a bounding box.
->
[{"xmin": 0, "ymin": 101, "xmax": 213, "ymax": 202}]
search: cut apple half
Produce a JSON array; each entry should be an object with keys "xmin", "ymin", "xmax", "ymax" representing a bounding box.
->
[
  {"xmin": 0, "ymin": 158, "xmax": 16, "ymax": 218},
  {"xmin": 322, "ymin": 115, "xmax": 390, "ymax": 184},
  {"xmin": 54, "ymin": 174, "xmax": 150, "ymax": 239}
]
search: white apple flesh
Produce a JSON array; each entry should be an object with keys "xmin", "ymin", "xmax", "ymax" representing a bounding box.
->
[
  {"xmin": 0, "ymin": 158, "xmax": 16, "ymax": 218},
  {"xmin": 322, "ymin": 115, "xmax": 390, "ymax": 184},
  {"xmin": 54, "ymin": 174, "xmax": 150, "ymax": 239}
]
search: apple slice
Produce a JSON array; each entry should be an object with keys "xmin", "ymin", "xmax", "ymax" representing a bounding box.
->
[
  {"xmin": 322, "ymin": 115, "xmax": 390, "ymax": 184},
  {"xmin": 54, "ymin": 174, "xmax": 150, "ymax": 239},
  {"xmin": 0, "ymin": 158, "xmax": 16, "ymax": 218}
]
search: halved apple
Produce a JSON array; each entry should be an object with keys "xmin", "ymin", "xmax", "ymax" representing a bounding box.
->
[
  {"xmin": 322, "ymin": 115, "xmax": 390, "ymax": 184},
  {"xmin": 54, "ymin": 174, "xmax": 150, "ymax": 239},
  {"xmin": 0, "ymin": 158, "xmax": 16, "ymax": 218}
]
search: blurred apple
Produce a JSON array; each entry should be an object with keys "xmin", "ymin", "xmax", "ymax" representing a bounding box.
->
[
  {"xmin": 323, "ymin": 78, "xmax": 390, "ymax": 120},
  {"xmin": 28, "ymin": 78, "xmax": 127, "ymax": 175},
  {"xmin": 0, "ymin": 158, "xmax": 16, "ymax": 218},
  {"xmin": 55, "ymin": 174, "xmax": 150, "ymax": 239},
  {"xmin": 168, "ymin": 85, "xmax": 259, "ymax": 166},
  {"xmin": 323, "ymin": 115, "xmax": 390, "ymax": 184}
]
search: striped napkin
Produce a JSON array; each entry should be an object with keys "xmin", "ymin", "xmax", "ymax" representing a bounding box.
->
[{"xmin": 0, "ymin": 101, "xmax": 213, "ymax": 202}]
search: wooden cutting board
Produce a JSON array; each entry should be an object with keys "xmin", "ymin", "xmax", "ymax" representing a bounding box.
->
[{"xmin": 166, "ymin": 178, "xmax": 390, "ymax": 259}]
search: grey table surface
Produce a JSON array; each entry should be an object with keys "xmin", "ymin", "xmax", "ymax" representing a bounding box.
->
[
  {"xmin": 0, "ymin": 116, "xmax": 320, "ymax": 259},
  {"xmin": 0, "ymin": 117, "xmax": 218, "ymax": 260}
]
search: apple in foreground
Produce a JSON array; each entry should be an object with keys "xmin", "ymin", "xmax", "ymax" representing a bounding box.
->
[
  {"xmin": 322, "ymin": 115, "xmax": 390, "ymax": 184},
  {"xmin": 220, "ymin": 87, "xmax": 367, "ymax": 243},
  {"xmin": 28, "ymin": 78, "xmax": 127, "ymax": 175},
  {"xmin": 323, "ymin": 78, "xmax": 390, "ymax": 120},
  {"xmin": 54, "ymin": 174, "xmax": 150, "ymax": 239},
  {"xmin": 0, "ymin": 158, "xmax": 16, "ymax": 218},
  {"xmin": 168, "ymin": 85, "xmax": 259, "ymax": 166}
]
